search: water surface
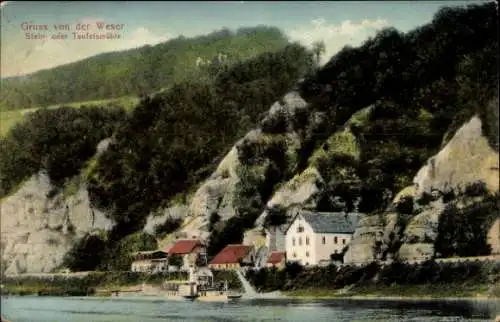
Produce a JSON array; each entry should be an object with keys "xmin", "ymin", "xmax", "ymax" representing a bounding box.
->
[{"xmin": 1, "ymin": 296, "xmax": 499, "ymax": 321}]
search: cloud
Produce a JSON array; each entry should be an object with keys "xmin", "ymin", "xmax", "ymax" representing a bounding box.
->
[
  {"xmin": 1, "ymin": 20, "xmax": 175, "ymax": 77},
  {"xmin": 287, "ymin": 18, "xmax": 389, "ymax": 65},
  {"xmin": 119, "ymin": 27, "xmax": 172, "ymax": 49}
]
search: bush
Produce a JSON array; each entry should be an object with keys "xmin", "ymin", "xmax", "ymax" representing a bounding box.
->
[
  {"xmin": 263, "ymin": 206, "xmax": 288, "ymax": 228},
  {"xmin": 154, "ymin": 217, "xmax": 182, "ymax": 239},
  {"xmin": 434, "ymin": 194, "xmax": 498, "ymax": 258},
  {"xmin": 395, "ymin": 196, "xmax": 414, "ymax": 215},
  {"xmin": 0, "ymin": 106, "xmax": 125, "ymax": 197},
  {"xmin": 463, "ymin": 181, "xmax": 488, "ymax": 197},
  {"xmin": 168, "ymin": 255, "xmax": 183, "ymax": 267},
  {"xmin": 208, "ymin": 212, "xmax": 221, "ymax": 232},
  {"xmin": 416, "ymin": 192, "xmax": 434, "ymax": 206},
  {"xmin": 63, "ymin": 233, "xmax": 107, "ymax": 272}
]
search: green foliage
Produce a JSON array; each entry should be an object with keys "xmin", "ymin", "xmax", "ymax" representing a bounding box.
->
[
  {"xmin": 263, "ymin": 205, "xmax": 288, "ymax": 228},
  {"xmin": 463, "ymin": 181, "xmax": 489, "ymax": 197},
  {"xmin": 87, "ymin": 44, "xmax": 313, "ymax": 238},
  {"xmin": 207, "ymin": 216, "xmax": 247, "ymax": 257},
  {"xmin": 168, "ymin": 254, "xmax": 183, "ymax": 267},
  {"xmin": 1, "ymin": 271, "xmax": 189, "ymax": 296},
  {"xmin": 62, "ymin": 233, "xmax": 108, "ymax": 272},
  {"xmin": 245, "ymin": 260, "xmax": 500, "ymax": 293},
  {"xmin": 416, "ymin": 192, "xmax": 435, "ymax": 206},
  {"xmin": 0, "ymin": 106, "xmax": 125, "ymax": 197},
  {"xmin": 208, "ymin": 136, "xmax": 293, "ymax": 256},
  {"xmin": 434, "ymin": 191, "xmax": 498, "ymax": 258},
  {"xmin": 396, "ymin": 196, "xmax": 414, "ymax": 215},
  {"xmin": 98, "ymin": 232, "xmax": 158, "ymax": 271},
  {"xmin": 1, "ymin": 26, "xmax": 289, "ymax": 111},
  {"xmin": 442, "ymin": 190, "xmax": 457, "ymax": 203},
  {"xmin": 154, "ymin": 217, "xmax": 182, "ymax": 239},
  {"xmin": 299, "ymin": 2, "xmax": 498, "ymax": 214},
  {"xmin": 311, "ymin": 40, "xmax": 326, "ymax": 68},
  {"xmin": 208, "ymin": 212, "xmax": 221, "ymax": 232},
  {"xmin": 212, "ymin": 269, "xmax": 242, "ymax": 290}
]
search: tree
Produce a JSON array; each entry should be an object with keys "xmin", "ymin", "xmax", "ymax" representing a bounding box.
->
[
  {"xmin": 62, "ymin": 232, "xmax": 107, "ymax": 272},
  {"xmin": 168, "ymin": 254, "xmax": 183, "ymax": 267},
  {"xmin": 263, "ymin": 206, "xmax": 288, "ymax": 228},
  {"xmin": 154, "ymin": 217, "xmax": 183, "ymax": 239},
  {"xmin": 312, "ymin": 40, "xmax": 326, "ymax": 68},
  {"xmin": 208, "ymin": 212, "xmax": 221, "ymax": 232}
]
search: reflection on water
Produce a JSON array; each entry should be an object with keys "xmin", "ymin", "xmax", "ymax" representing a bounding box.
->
[{"xmin": 1, "ymin": 296, "xmax": 499, "ymax": 322}]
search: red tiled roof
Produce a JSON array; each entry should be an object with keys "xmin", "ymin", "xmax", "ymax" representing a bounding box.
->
[
  {"xmin": 209, "ymin": 244, "xmax": 253, "ymax": 265},
  {"xmin": 167, "ymin": 239, "xmax": 203, "ymax": 255},
  {"xmin": 267, "ymin": 251, "xmax": 285, "ymax": 264}
]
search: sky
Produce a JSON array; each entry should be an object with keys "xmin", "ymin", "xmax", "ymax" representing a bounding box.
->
[{"xmin": 0, "ymin": 0, "xmax": 487, "ymax": 78}]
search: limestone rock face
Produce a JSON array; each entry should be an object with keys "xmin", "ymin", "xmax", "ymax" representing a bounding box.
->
[
  {"xmin": 413, "ymin": 116, "xmax": 499, "ymax": 197},
  {"xmin": 243, "ymin": 228, "xmax": 266, "ymax": 249},
  {"xmin": 398, "ymin": 200, "xmax": 445, "ymax": 261},
  {"xmin": 177, "ymin": 91, "xmax": 310, "ymax": 239},
  {"xmin": 1, "ymin": 172, "xmax": 113, "ymax": 275},
  {"xmin": 143, "ymin": 204, "xmax": 188, "ymax": 235},
  {"xmin": 263, "ymin": 91, "xmax": 308, "ymax": 125},
  {"xmin": 255, "ymin": 167, "xmax": 323, "ymax": 228},
  {"xmin": 345, "ymin": 115, "xmax": 499, "ymax": 264},
  {"xmin": 180, "ymin": 130, "xmax": 257, "ymax": 239},
  {"xmin": 254, "ymin": 106, "xmax": 370, "ymax": 230},
  {"xmin": 343, "ymin": 213, "xmax": 398, "ymax": 264}
]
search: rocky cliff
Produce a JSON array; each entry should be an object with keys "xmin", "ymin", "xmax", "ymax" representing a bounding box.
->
[
  {"xmin": 0, "ymin": 172, "xmax": 113, "ymax": 274},
  {"xmin": 344, "ymin": 114, "xmax": 500, "ymax": 264},
  {"xmin": 3, "ymin": 96, "xmax": 498, "ymax": 273},
  {"xmin": 172, "ymin": 92, "xmax": 309, "ymax": 243}
]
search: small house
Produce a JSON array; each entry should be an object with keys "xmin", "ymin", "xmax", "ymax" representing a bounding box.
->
[
  {"xmin": 285, "ymin": 210, "xmax": 359, "ymax": 266},
  {"xmin": 167, "ymin": 239, "xmax": 207, "ymax": 270},
  {"xmin": 266, "ymin": 251, "xmax": 286, "ymax": 269},
  {"xmin": 130, "ymin": 250, "xmax": 168, "ymax": 273},
  {"xmin": 208, "ymin": 244, "xmax": 254, "ymax": 270}
]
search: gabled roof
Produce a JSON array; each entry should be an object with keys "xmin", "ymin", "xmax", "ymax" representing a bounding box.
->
[
  {"xmin": 167, "ymin": 239, "xmax": 203, "ymax": 255},
  {"xmin": 267, "ymin": 251, "xmax": 286, "ymax": 264},
  {"xmin": 208, "ymin": 244, "xmax": 253, "ymax": 265},
  {"xmin": 286, "ymin": 210, "xmax": 361, "ymax": 234}
]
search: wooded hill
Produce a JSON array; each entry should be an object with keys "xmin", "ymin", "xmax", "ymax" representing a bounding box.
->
[
  {"xmin": 0, "ymin": 2, "xmax": 498, "ymax": 271},
  {"xmin": 1, "ymin": 26, "xmax": 289, "ymax": 110}
]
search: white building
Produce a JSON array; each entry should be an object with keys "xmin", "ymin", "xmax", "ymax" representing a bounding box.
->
[
  {"xmin": 285, "ymin": 211, "xmax": 360, "ymax": 266},
  {"xmin": 130, "ymin": 250, "xmax": 168, "ymax": 273}
]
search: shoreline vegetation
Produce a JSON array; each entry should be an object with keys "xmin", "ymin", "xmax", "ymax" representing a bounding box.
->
[
  {"xmin": 2, "ymin": 260, "xmax": 499, "ymax": 300},
  {"xmin": 244, "ymin": 260, "xmax": 500, "ymax": 299},
  {"xmin": 1, "ymin": 284, "xmax": 498, "ymax": 301},
  {"xmin": 282, "ymin": 283, "xmax": 500, "ymax": 300}
]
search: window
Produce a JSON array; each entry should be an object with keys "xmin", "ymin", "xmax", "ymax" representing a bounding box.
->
[
  {"xmin": 293, "ymin": 252, "xmax": 297, "ymax": 258},
  {"xmin": 322, "ymin": 237, "xmax": 326, "ymax": 244},
  {"xmin": 297, "ymin": 226, "xmax": 304, "ymax": 233},
  {"xmin": 292, "ymin": 237, "xmax": 295, "ymax": 246},
  {"xmin": 334, "ymin": 236, "xmax": 338, "ymax": 244},
  {"xmin": 298, "ymin": 237, "xmax": 302, "ymax": 246},
  {"xmin": 306, "ymin": 251, "xmax": 309, "ymax": 257},
  {"xmin": 306, "ymin": 236, "xmax": 309, "ymax": 245},
  {"xmin": 342, "ymin": 239, "xmax": 346, "ymax": 245}
]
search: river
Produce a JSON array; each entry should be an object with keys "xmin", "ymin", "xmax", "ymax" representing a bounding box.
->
[{"xmin": 1, "ymin": 296, "xmax": 499, "ymax": 321}]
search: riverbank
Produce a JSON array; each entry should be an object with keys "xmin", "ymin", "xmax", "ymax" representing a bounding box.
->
[
  {"xmin": 0, "ymin": 270, "xmax": 242, "ymax": 297},
  {"xmin": 282, "ymin": 283, "xmax": 500, "ymax": 300}
]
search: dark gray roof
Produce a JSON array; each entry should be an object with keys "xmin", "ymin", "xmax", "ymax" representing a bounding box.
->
[{"xmin": 298, "ymin": 211, "xmax": 361, "ymax": 234}]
